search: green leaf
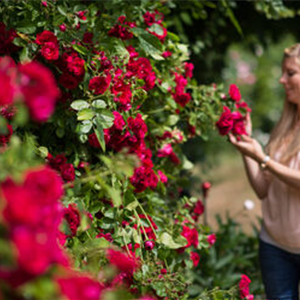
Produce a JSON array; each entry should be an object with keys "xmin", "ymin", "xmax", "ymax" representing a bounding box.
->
[
  {"xmin": 79, "ymin": 121, "xmax": 93, "ymax": 134},
  {"xmin": 16, "ymin": 20, "xmax": 36, "ymax": 34},
  {"xmin": 157, "ymin": 232, "xmax": 187, "ymax": 249},
  {"xmin": 77, "ymin": 109, "xmax": 95, "ymax": 121},
  {"xmin": 94, "ymin": 110, "xmax": 114, "ymax": 129},
  {"xmin": 167, "ymin": 115, "xmax": 179, "ymax": 126},
  {"xmin": 94, "ymin": 120, "xmax": 105, "ymax": 152},
  {"xmin": 37, "ymin": 146, "xmax": 48, "ymax": 158},
  {"xmin": 125, "ymin": 200, "xmax": 139, "ymax": 211},
  {"xmin": 57, "ymin": 5, "xmax": 68, "ymax": 16},
  {"xmin": 91, "ymin": 99, "xmax": 107, "ymax": 109},
  {"xmin": 71, "ymin": 100, "xmax": 90, "ymax": 111},
  {"xmin": 72, "ymin": 44, "xmax": 89, "ymax": 55},
  {"xmin": 19, "ymin": 47, "xmax": 29, "ymax": 63}
]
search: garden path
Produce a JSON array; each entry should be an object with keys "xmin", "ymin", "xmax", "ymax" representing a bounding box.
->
[{"xmin": 192, "ymin": 153, "xmax": 262, "ymax": 235}]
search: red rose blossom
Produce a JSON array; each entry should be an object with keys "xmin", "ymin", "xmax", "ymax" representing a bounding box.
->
[
  {"xmin": 216, "ymin": 106, "xmax": 234, "ymax": 136},
  {"xmin": 106, "ymin": 249, "xmax": 139, "ymax": 274},
  {"xmin": 19, "ymin": 61, "xmax": 60, "ymax": 122},
  {"xmin": 190, "ymin": 251, "xmax": 200, "ymax": 267},
  {"xmin": 229, "ymin": 84, "xmax": 241, "ymax": 102},
  {"xmin": 88, "ymin": 74, "xmax": 111, "ymax": 95}
]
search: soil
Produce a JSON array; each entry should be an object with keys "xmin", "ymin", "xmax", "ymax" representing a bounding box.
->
[{"xmin": 191, "ymin": 153, "xmax": 262, "ymax": 235}]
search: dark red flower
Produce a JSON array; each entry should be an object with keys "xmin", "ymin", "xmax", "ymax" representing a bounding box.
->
[
  {"xmin": 41, "ymin": 42, "xmax": 59, "ymax": 61},
  {"xmin": 89, "ymin": 74, "xmax": 111, "ymax": 95},
  {"xmin": 0, "ymin": 22, "xmax": 19, "ymax": 55},
  {"xmin": 184, "ymin": 62, "xmax": 194, "ymax": 78},
  {"xmin": 216, "ymin": 106, "xmax": 234, "ymax": 136},
  {"xmin": 181, "ymin": 226, "xmax": 199, "ymax": 248},
  {"xmin": 59, "ymin": 73, "xmax": 81, "ymax": 90},
  {"xmin": 0, "ymin": 124, "xmax": 13, "ymax": 146},
  {"xmin": 127, "ymin": 114, "xmax": 148, "ymax": 139},
  {"xmin": 190, "ymin": 251, "xmax": 200, "ymax": 267},
  {"xmin": 60, "ymin": 163, "xmax": 75, "ymax": 182},
  {"xmin": 229, "ymin": 84, "xmax": 241, "ymax": 102},
  {"xmin": 63, "ymin": 204, "xmax": 80, "ymax": 236},
  {"xmin": 173, "ymin": 92, "xmax": 191, "ymax": 108},
  {"xmin": 36, "ymin": 30, "xmax": 58, "ymax": 46}
]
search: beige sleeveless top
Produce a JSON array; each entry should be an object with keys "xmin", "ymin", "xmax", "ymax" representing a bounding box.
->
[{"xmin": 262, "ymin": 151, "xmax": 300, "ymax": 249}]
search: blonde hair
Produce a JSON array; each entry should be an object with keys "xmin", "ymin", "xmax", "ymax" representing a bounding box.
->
[{"xmin": 266, "ymin": 43, "xmax": 300, "ymax": 164}]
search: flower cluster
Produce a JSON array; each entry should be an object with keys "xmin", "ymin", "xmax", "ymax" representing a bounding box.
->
[
  {"xmin": 47, "ymin": 153, "xmax": 76, "ymax": 182},
  {"xmin": 143, "ymin": 10, "xmax": 167, "ymax": 43},
  {"xmin": 216, "ymin": 84, "xmax": 252, "ymax": 137},
  {"xmin": 108, "ymin": 16, "xmax": 136, "ymax": 40},
  {"xmin": 239, "ymin": 274, "xmax": 254, "ymax": 300}
]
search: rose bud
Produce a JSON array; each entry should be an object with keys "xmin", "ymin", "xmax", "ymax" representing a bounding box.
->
[
  {"xmin": 160, "ymin": 268, "xmax": 167, "ymax": 275},
  {"xmin": 144, "ymin": 240, "xmax": 155, "ymax": 250},
  {"xmin": 59, "ymin": 24, "xmax": 67, "ymax": 32},
  {"xmin": 201, "ymin": 181, "xmax": 211, "ymax": 197}
]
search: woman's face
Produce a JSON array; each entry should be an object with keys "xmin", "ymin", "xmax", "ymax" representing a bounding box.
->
[{"xmin": 280, "ymin": 56, "xmax": 300, "ymax": 105}]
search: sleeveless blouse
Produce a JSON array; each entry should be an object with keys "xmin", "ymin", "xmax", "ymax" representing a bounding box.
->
[{"xmin": 261, "ymin": 151, "xmax": 300, "ymax": 249}]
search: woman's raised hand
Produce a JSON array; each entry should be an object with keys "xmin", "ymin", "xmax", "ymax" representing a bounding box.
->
[{"xmin": 228, "ymin": 133, "xmax": 265, "ymax": 163}]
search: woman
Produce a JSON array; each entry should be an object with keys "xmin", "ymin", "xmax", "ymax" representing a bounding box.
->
[{"xmin": 229, "ymin": 44, "xmax": 300, "ymax": 300}]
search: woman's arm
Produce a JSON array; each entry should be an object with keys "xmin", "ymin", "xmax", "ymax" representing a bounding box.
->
[
  {"xmin": 242, "ymin": 155, "xmax": 269, "ymax": 199},
  {"xmin": 229, "ymin": 134, "xmax": 300, "ymax": 192},
  {"xmin": 229, "ymin": 113, "xmax": 270, "ymax": 199}
]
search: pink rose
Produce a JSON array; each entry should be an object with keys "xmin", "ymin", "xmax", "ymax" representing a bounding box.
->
[{"xmin": 207, "ymin": 233, "xmax": 216, "ymax": 246}]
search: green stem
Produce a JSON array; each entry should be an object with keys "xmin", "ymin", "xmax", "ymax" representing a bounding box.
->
[
  {"xmin": 134, "ymin": 209, "xmax": 149, "ymax": 241},
  {"xmin": 137, "ymin": 201, "xmax": 157, "ymax": 240}
]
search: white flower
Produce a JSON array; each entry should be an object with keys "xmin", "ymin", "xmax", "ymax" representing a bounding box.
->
[{"xmin": 244, "ymin": 199, "xmax": 254, "ymax": 211}]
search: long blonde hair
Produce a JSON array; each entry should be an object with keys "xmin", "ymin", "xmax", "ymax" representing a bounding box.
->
[{"xmin": 266, "ymin": 43, "xmax": 300, "ymax": 164}]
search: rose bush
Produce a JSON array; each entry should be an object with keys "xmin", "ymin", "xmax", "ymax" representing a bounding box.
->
[{"xmin": 0, "ymin": 1, "xmax": 252, "ymax": 299}]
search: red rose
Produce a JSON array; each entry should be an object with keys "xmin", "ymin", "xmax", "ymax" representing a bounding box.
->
[
  {"xmin": 229, "ymin": 84, "xmax": 241, "ymax": 102},
  {"xmin": 127, "ymin": 113, "xmax": 148, "ymax": 139},
  {"xmin": 88, "ymin": 74, "xmax": 111, "ymax": 95},
  {"xmin": 36, "ymin": 30, "xmax": 58, "ymax": 45},
  {"xmin": 181, "ymin": 226, "xmax": 199, "ymax": 248},
  {"xmin": 57, "ymin": 274, "xmax": 104, "ymax": 300},
  {"xmin": 0, "ymin": 67, "xmax": 15, "ymax": 106},
  {"xmin": 0, "ymin": 22, "xmax": 20, "ymax": 55},
  {"xmin": 0, "ymin": 124, "xmax": 13, "ymax": 146},
  {"xmin": 63, "ymin": 204, "xmax": 80, "ymax": 236},
  {"xmin": 173, "ymin": 92, "xmax": 191, "ymax": 108},
  {"xmin": 112, "ymin": 111, "xmax": 125, "ymax": 131},
  {"xmin": 207, "ymin": 233, "xmax": 216, "ymax": 246},
  {"xmin": 184, "ymin": 62, "xmax": 194, "ymax": 78},
  {"xmin": 41, "ymin": 42, "xmax": 59, "ymax": 61},
  {"xmin": 106, "ymin": 249, "xmax": 139, "ymax": 273},
  {"xmin": 111, "ymin": 78, "xmax": 132, "ymax": 105},
  {"xmin": 60, "ymin": 163, "xmax": 75, "ymax": 182},
  {"xmin": 88, "ymin": 133, "xmax": 101, "ymax": 148},
  {"xmin": 190, "ymin": 251, "xmax": 200, "ymax": 267},
  {"xmin": 19, "ymin": 61, "xmax": 60, "ymax": 122},
  {"xmin": 239, "ymin": 274, "xmax": 254, "ymax": 300},
  {"xmin": 231, "ymin": 111, "xmax": 247, "ymax": 136},
  {"xmin": 216, "ymin": 106, "xmax": 234, "ymax": 136},
  {"xmin": 67, "ymin": 54, "xmax": 85, "ymax": 76},
  {"xmin": 59, "ymin": 72, "xmax": 81, "ymax": 90}
]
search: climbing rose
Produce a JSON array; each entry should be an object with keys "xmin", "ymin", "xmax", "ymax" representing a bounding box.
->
[
  {"xmin": 239, "ymin": 274, "xmax": 254, "ymax": 300},
  {"xmin": 57, "ymin": 274, "xmax": 104, "ymax": 300},
  {"xmin": 106, "ymin": 249, "xmax": 139, "ymax": 273},
  {"xmin": 184, "ymin": 62, "xmax": 194, "ymax": 78},
  {"xmin": 19, "ymin": 61, "xmax": 60, "ymax": 122},
  {"xmin": 63, "ymin": 204, "xmax": 80, "ymax": 236},
  {"xmin": 229, "ymin": 84, "xmax": 241, "ymax": 102},
  {"xmin": 181, "ymin": 226, "xmax": 199, "ymax": 248},
  {"xmin": 190, "ymin": 251, "xmax": 200, "ymax": 267},
  {"xmin": 207, "ymin": 233, "xmax": 216, "ymax": 246},
  {"xmin": 88, "ymin": 74, "xmax": 111, "ymax": 95},
  {"xmin": 216, "ymin": 106, "xmax": 234, "ymax": 136},
  {"xmin": 0, "ymin": 124, "xmax": 13, "ymax": 146}
]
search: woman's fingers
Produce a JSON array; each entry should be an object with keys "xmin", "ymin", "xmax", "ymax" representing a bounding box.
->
[{"xmin": 240, "ymin": 134, "xmax": 252, "ymax": 142}]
